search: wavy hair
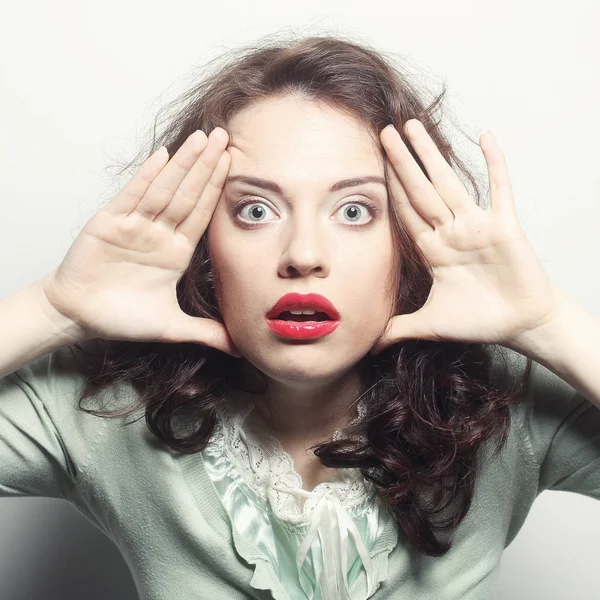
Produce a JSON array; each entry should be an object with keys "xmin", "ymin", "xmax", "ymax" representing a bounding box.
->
[{"xmin": 72, "ymin": 31, "xmax": 533, "ymax": 557}]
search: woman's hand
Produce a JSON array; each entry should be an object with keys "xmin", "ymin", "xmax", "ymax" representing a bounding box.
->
[
  {"xmin": 370, "ymin": 120, "xmax": 561, "ymax": 356},
  {"xmin": 41, "ymin": 127, "xmax": 242, "ymax": 358}
]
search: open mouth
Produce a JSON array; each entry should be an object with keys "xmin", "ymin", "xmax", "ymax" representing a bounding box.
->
[{"xmin": 275, "ymin": 311, "xmax": 331, "ymax": 322}]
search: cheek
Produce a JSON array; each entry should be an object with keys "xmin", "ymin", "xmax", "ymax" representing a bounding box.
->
[
  {"xmin": 348, "ymin": 249, "xmax": 395, "ymax": 322},
  {"xmin": 208, "ymin": 246, "xmax": 263, "ymax": 322},
  {"xmin": 207, "ymin": 221, "xmax": 273, "ymax": 321},
  {"xmin": 206, "ymin": 218, "xmax": 239, "ymax": 311}
]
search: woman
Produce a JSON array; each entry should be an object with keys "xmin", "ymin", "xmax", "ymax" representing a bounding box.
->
[{"xmin": 2, "ymin": 34, "xmax": 599, "ymax": 600}]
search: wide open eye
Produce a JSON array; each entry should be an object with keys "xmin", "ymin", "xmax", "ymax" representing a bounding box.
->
[
  {"xmin": 232, "ymin": 197, "xmax": 378, "ymax": 226},
  {"xmin": 334, "ymin": 201, "xmax": 377, "ymax": 226},
  {"xmin": 234, "ymin": 199, "xmax": 276, "ymax": 224}
]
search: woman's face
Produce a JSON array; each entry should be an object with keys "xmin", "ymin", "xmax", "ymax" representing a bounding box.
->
[{"xmin": 207, "ymin": 94, "xmax": 396, "ymax": 385}]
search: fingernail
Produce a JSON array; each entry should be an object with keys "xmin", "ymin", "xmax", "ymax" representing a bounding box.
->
[{"xmin": 210, "ymin": 128, "xmax": 228, "ymax": 143}]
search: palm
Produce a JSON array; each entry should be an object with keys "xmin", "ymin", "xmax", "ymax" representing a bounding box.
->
[
  {"xmin": 403, "ymin": 215, "xmax": 557, "ymax": 344},
  {"xmin": 41, "ymin": 128, "xmax": 241, "ymax": 357},
  {"xmin": 48, "ymin": 208, "xmax": 197, "ymax": 342},
  {"xmin": 372, "ymin": 121, "xmax": 560, "ymax": 354}
]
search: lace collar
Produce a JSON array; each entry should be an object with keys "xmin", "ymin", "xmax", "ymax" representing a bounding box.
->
[{"xmin": 214, "ymin": 395, "xmax": 376, "ymax": 528}]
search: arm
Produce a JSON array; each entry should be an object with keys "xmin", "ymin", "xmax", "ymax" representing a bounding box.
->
[
  {"xmin": 0, "ymin": 272, "xmax": 88, "ymax": 378},
  {"xmin": 503, "ymin": 286, "xmax": 600, "ymax": 408}
]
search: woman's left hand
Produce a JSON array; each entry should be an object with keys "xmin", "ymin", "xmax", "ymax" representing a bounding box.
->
[{"xmin": 370, "ymin": 119, "xmax": 562, "ymax": 356}]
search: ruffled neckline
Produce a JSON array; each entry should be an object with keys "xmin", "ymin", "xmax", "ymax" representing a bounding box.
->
[
  {"xmin": 215, "ymin": 395, "xmax": 377, "ymax": 528},
  {"xmin": 175, "ymin": 394, "xmax": 400, "ymax": 600}
]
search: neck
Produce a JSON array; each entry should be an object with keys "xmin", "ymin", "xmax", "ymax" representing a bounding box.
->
[{"xmin": 228, "ymin": 358, "xmax": 364, "ymax": 447}]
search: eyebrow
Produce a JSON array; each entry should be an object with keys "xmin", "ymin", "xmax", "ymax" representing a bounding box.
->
[{"xmin": 225, "ymin": 175, "xmax": 386, "ymax": 196}]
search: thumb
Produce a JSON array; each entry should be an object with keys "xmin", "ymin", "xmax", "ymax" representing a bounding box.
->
[
  {"xmin": 371, "ymin": 310, "xmax": 434, "ymax": 355},
  {"xmin": 163, "ymin": 312, "xmax": 243, "ymax": 358}
]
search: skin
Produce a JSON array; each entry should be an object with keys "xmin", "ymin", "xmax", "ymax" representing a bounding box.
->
[{"xmin": 206, "ymin": 94, "xmax": 396, "ymax": 483}]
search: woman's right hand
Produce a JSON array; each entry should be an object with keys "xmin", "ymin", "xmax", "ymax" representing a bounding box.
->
[{"xmin": 40, "ymin": 127, "xmax": 242, "ymax": 357}]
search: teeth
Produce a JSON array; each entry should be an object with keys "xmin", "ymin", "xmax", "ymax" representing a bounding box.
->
[{"xmin": 289, "ymin": 308, "xmax": 316, "ymax": 315}]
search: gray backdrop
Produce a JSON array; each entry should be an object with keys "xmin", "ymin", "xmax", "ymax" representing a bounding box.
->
[{"xmin": 1, "ymin": 0, "xmax": 599, "ymax": 598}]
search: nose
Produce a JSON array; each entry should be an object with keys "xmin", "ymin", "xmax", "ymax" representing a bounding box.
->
[{"xmin": 278, "ymin": 215, "xmax": 330, "ymax": 278}]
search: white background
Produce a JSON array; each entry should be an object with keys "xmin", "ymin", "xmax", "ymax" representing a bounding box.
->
[{"xmin": 1, "ymin": 0, "xmax": 599, "ymax": 598}]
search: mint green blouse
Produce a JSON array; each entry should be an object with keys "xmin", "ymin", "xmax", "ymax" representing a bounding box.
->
[
  {"xmin": 1, "ymin": 345, "xmax": 600, "ymax": 599},
  {"xmin": 204, "ymin": 397, "xmax": 396, "ymax": 599}
]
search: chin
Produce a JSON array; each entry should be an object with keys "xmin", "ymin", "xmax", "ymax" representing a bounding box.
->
[{"xmin": 246, "ymin": 350, "xmax": 358, "ymax": 383}]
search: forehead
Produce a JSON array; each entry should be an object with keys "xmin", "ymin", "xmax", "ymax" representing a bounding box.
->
[{"xmin": 226, "ymin": 95, "xmax": 383, "ymax": 170}]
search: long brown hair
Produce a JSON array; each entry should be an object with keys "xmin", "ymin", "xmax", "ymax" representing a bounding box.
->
[{"xmin": 72, "ymin": 32, "xmax": 532, "ymax": 557}]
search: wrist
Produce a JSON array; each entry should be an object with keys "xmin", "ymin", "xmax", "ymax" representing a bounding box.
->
[
  {"xmin": 35, "ymin": 272, "xmax": 91, "ymax": 344},
  {"xmin": 502, "ymin": 286, "xmax": 573, "ymax": 358}
]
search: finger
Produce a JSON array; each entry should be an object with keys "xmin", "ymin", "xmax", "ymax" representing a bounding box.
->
[
  {"xmin": 135, "ymin": 129, "xmax": 211, "ymax": 219},
  {"xmin": 105, "ymin": 146, "xmax": 170, "ymax": 216},
  {"xmin": 381, "ymin": 123, "xmax": 454, "ymax": 228},
  {"xmin": 384, "ymin": 156, "xmax": 433, "ymax": 239},
  {"xmin": 154, "ymin": 128, "xmax": 229, "ymax": 228},
  {"xmin": 176, "ymin": 149, "xmax": 231, "ymax": 245},
  {"xmin": 403, "ymin": 120, "xmax": 475, "ymax": 217},
  {"xmin": 480, "ymin": 132, "xmax": 518, "ymax": 222}
]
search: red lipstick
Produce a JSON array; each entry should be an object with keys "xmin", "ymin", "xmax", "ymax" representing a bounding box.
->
[{"xmin": 265, "ymin": 293, "xmax": 341, "ymax": 340}]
